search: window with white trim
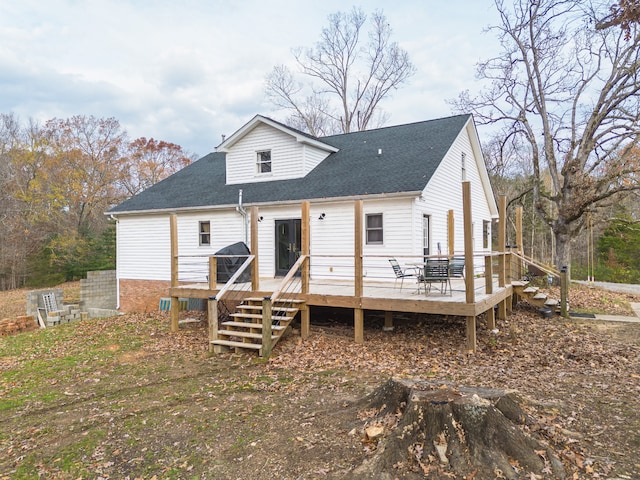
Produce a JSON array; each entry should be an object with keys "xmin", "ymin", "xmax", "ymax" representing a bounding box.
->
[
  {"xmin": 366, "ymin": 213, "xmax": 383, "ymax": 245},
  {"xmin": 199, "ymin": 221, "xmax": 211, "ymax": 246},
  {"xmin": 257, "ymin": 150, "xmax": 272, "ymax": 174},
  {"xmin": 483, "ymin": 220, "xmax": 491, "ymax": 249}
]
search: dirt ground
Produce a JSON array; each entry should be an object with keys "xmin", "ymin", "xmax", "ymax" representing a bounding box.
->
[{"xmin": 1, "ymin": 284, "xmax": 640, "ymax": 479}]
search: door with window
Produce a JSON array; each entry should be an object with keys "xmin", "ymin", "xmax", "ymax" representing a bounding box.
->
[{"xmin": 275, "ymin": 219, "xmax": 301, "ymax": 276}]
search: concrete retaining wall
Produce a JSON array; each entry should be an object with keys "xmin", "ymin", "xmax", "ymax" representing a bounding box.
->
[
  {"xmin": 26, "ymin": 288, "xmax": 64, "ymax": 318},
  {"xmin": 80, "ymin": 270, "xmax": 117, "ymax": 311}
]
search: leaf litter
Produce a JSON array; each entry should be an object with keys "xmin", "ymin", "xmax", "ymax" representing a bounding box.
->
[{"xmin": 0, "ymin": 285, "xmax": 639, "ymax": 478}]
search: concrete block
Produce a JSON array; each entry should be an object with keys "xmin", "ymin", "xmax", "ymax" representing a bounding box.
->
[{"xmin": 46, "ymin": 317, "xmax": 60, "ymax": 326}]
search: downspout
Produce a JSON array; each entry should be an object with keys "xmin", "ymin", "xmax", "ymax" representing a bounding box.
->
[
  {"xmin": 236, "ymin": 189, "xmax": 248, "ymax": 244},
  {"xmin": 109, "ymin": 214, "xmax": 120, "ymax": 310}
]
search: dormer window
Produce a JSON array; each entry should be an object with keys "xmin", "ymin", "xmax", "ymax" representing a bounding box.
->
[{"xmin": 257, "ymin": 150, "xmax": 272, "ymax": 174}]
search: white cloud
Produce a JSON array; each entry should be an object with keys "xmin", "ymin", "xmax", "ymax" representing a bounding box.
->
[{"xmin": 0, "ymin": 0, "xmax": 500, "ymax": 157}]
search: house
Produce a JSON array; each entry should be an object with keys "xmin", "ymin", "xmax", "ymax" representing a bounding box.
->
[{"xmin": 108, "ymin": 114, "xmax": 498, "ymax": 315}]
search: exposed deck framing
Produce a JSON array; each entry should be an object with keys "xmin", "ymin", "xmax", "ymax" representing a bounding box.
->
[{"xmin": 168, "ymin": 183, "xmax": 521, "ymax": 353}]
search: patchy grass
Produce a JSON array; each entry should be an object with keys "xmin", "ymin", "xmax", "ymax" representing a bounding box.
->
[{"xmin": 0, "ymin": 284, "xmax": 639, "ymax": 478}]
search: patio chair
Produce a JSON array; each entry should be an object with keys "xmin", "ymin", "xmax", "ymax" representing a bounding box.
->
[
  {"xmin": 419, "ymin": 258, "xmax": 452, "ymax": 295},
  {"xmin": 449, "ymin": 257, "xmax": 465, "ymax": 279},
  {"xmin": 388, "ymin": 258, "xmax": 418, "ymax": 291}
]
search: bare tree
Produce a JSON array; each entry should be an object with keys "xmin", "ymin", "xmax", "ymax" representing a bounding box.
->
[
  {"xmin": 451, "ymin": 0, "xmax": 640, "ymax": 277},
  {"xmin": 265, "ymin": 7, "xmax": 415, "ymax": 136}
]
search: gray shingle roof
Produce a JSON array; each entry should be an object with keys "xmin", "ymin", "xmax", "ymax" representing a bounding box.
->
[{"xmin": 108, "ymin": 114, "xmax": 471, "ymax": 213}]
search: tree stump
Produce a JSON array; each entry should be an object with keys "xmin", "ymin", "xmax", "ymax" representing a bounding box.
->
[{"xmin": 351, "ymin": 378, "xmax": 566, "ymax": 479}]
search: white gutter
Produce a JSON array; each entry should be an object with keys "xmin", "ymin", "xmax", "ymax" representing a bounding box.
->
[
  {"xmin": 106, "ymin": 190, "xmax": 423, "ymax": 218},
  {"xmin": 236, "ymin": 189, "xmax": 249, "ymax": 244}
]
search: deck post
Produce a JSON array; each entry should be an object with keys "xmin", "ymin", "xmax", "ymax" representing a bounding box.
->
[
  {"xmin": 497, "ymin": 196, "xmax": 506, "ymax": 288},
  {"xmin": 383, "ymin": 311, "xmax": 394, "ymax": 332},
  {"xmin": 354, "ymin": 200, "xmax": 364, "ymax": 343},
  {"xmin": 208, "ymin": 296, "xmax": 219, "ymax": 353},
  {"xmin": 355, "ymin": 308, "xmax": 364, "ymax": 343},
  {"xmin": 170, "ymin": 214, "xmax": 179, "ymax": 332},
  {"xmin": 486, "ymin": 306, "xmax": 496, "ymax": 330},
  {"xmin": 301, "ymin": 201, "xmax": 310, "ymax": 340},
  {"xmin": 170, "ymin": 296, "xmax": 180, "ymax": 332},
  {"xmin": 261, "ymin": 297, "xmax": 273, "ymax": 358},
  {"xmin": 497, "ymin": 299, "xmax": 508, "ymax": 321},
  {"xmin": 484, "ymin": 254, "xmax": 493, "ymax": 295},
  {"xmin": 515, "ymin": 206, "xmax": 523, "ymax": 280},
  {"xmin": 250, "ymin": 206, "xmax": 259, "ymax": 292},
  {"xmin": 301, "ymin": 307, "xmax": 310, "ymax": 340},
  {"xmin": 301, "ymin": 201, "xmax": 310, "ymax": 295},
  {"xmin": 208, "ymin": 257, "xmax": 217, "ymax": 290},
  {"xmin": 447, "ymin": 210, "xmax": 455, "ymax": 256},
  {"xmin": 560, "ymin": 266, "xmax": 569, "ymax": 318},
  {"xmin": 462, "ymin": 182, "xmax": 475, "ymax": 304},
  {"xmin": 484, "ymin": 254, "xmax": 496, "ymax": 330},
  {"xmin": 466, "ymin": 316, "xmax": 477, "ymax": 353},
  {"xmin": 354, "ymin": 200, "xmax": 363, "ymax": 298}
]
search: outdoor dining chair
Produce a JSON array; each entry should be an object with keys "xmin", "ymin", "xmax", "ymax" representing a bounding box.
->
[
  {"xmin": 419, "ymin": 258, "xmax": 452, "ymax": 295},
  {"xmin": 388, "ymin": 258, "xmax": 418, "ymax": 291}
]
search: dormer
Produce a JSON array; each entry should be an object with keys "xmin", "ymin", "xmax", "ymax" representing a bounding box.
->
[{"xmin": 217, "ymin": 115, "xmax": 339, "ymax": 185}]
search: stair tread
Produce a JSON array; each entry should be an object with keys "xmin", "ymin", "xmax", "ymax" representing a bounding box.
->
[
  {"xmin": 511, "ymin": 280, "xmax": 529, "ymax": 287},
  {"xmin": 544, "ymin": 298, "xmax": 559, "ymax": 306},
  {"xmin": 245, "ymin": 297, "xmax": 304, "ymax": 304},
  {"xmin": 238, "ymin": 305, "xmax": 298, "ymax": 313},
  {"xmin": 230, "ymin": 313, "xmax": 293, "ymax": 321},
  {"xmin": 210, "ymin": 339, "xmax": 262, "ymax": 350},
  {"xmin": 532, "ymin": 293, "xmax": 548, "ymax": 300},
  {"xmin": 221, "ymin": 321, "xmax": 286, "ymax": 331},
  {"xmin": 217, "ymin": 330, "xmax": 278, "ymax": 340},
  {"xmin": 522, "ymin": 287, "xmax": 539, "ymax": 293}
]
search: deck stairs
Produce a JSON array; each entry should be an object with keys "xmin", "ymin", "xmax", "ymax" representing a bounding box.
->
[
  {"xmin": 211, "ymin": 297, "xmax": 304, "ymax": 355},
  {"xmin": 512, "ymin": 280, "xmax": 560, "ymax": 313}
]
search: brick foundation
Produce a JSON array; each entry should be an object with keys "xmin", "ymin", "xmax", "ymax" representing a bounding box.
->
[
  {"xmin": 119, "ymin": 279, "xmax": 171, "ymax": 313},
  {"xmin": 0, "ymin": 315, "xmax": 38, "ymax": 337}
]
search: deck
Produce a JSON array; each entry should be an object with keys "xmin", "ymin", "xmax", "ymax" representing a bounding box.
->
[
  {"xmin": 170, "ymin": 276, "xmax": 512, "ymax": 318},
  {"xmin": 165, "ymin": 196, "xmax": 530, "ymax": 354}
]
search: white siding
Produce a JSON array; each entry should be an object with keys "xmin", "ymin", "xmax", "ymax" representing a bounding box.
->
[
  {"xmin": 421, "ymin": 127, "xmax": 493, "ymax": 262},
  {"xmin": 226, "ymin": 123, "xmax": 330, "ymax": 185},
  {"xmin": 117, "ymin": 215, "xmax": 171, "ymax": 280},
  {"xmin": 304, "ymin": 198, "xmax": 418, "ymax": 281},
  {"xmin": 175, "ymin": 211, "xmax": 246, "ymax": 282},
  {"xmin": 303, "ymin": 144, "xmax": 328, "ymax": 173}
]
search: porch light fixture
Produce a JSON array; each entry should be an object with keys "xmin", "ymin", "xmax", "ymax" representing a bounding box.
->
[
  {"xmin": 318, "ymin": 213, "xmax": 326, "ymax": 220},
  {"xmin": 258, "ymin": 216, "xmax": 264, "ymax": 222}
]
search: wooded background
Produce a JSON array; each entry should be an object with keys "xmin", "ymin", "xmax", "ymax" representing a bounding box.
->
[
  {"xmin": 0, "ymin": 114, "xmax": 193, "ymax": 290},
  {"xmin": 2, "ymin": 1, "xmax": 640, "ymax": 290}
]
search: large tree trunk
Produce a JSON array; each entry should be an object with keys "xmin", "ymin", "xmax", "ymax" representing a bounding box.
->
[
  {"xmin": 351, "ymin": 378, "xmax": 566, "ymax": 479},
  {"xmin": 554, "ymin": 226, "xmax": 572, "ymax": 281}
]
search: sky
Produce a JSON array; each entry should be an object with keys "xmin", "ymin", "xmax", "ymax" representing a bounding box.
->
[{"xmin": 0, "ymin": 1, "xmax": 502, "ymax": 158}]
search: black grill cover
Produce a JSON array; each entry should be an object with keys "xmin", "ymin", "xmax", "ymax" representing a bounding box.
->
[{"xmin": 214, "ymin": 242, "xmax": 252, "ymax": 283}]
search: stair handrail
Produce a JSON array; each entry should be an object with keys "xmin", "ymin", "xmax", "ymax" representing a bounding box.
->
[
  {"xmin": 213, "ymin": 255, "xmax": 255, "ymax": 301},
  {"xmin": 271, "ymin": 255, "xmax": 308, "ymax": 302},
  {"xmin": 511, "ymin": 252, "xmax": 560, "ymax": 279}
]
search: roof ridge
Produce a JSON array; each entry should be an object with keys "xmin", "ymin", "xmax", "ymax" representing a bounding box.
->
[{"xmin": 319, "ymin": 113, "xmax": 471, "ymax": 140}]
